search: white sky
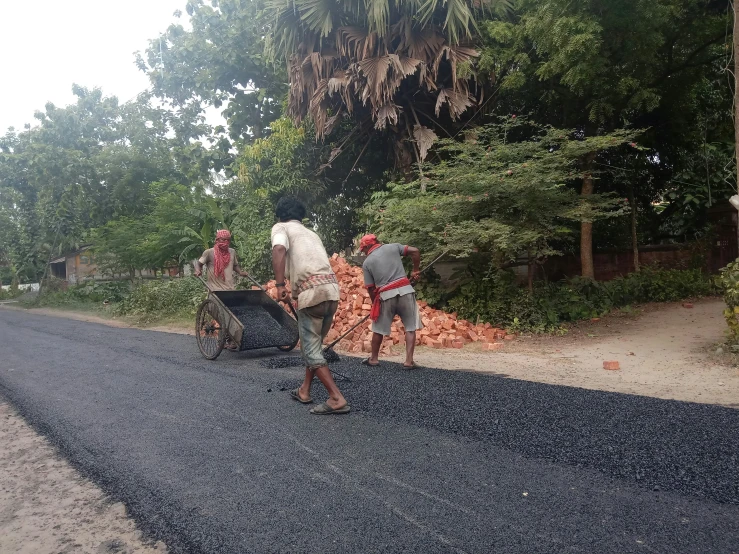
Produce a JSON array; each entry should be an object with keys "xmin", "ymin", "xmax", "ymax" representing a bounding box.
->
[{"xmin": 0, "ymin": 0, "xmax": 188, "ymax": 132}]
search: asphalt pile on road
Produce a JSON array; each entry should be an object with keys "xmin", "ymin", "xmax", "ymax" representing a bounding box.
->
[
  {"xmin": 279, "ymin": 360, "xmax": 739, "ymax": 505},
  {"xmin": 260, "ymin": 349, "xmax": 340, "ymax": 369},
  {"xmin": 229, "ymin": 306, "xmax": 296, "ymax": 349}
]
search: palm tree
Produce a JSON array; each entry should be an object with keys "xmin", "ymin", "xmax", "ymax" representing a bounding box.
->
[
  {"xmin": 265, "ymin": 0, "xmax": 511, "ymax": 171},
  {"xmin": 174, "ymin": 196, "xmax": 237, "ymax": 263}
]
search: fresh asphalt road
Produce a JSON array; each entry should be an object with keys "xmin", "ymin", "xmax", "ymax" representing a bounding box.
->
[{"xmin": 0, "ymin": 309, "xmax": 738, "ymax": 554}]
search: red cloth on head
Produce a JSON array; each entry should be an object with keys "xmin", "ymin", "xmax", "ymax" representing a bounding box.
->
[
  {"xmin": 214, "ymin": 230, "xmax": 231, "ymax": 278},
  {"xmin": 359, "ymin": 234, "xmax": 378, "ymax": 250}
]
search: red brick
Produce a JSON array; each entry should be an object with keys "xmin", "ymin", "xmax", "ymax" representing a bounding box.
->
[
  {"xmin": 603, "ymin": 361, "xmax": 620, "ymax": 370},
  {"xmin": 482, "ymin": 342, "xmax": 503, "ymax": 351}
]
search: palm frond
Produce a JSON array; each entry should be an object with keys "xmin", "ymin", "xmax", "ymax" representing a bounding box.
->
[
  {"xmin": 375, "ymin": 104, "xmax": 400, "ymax": 129},
  {"xmin": 388, "ymin": 54, "xmax": 423, "ymax": 77},
  {"xmin": 365, "ymin": 0, "xmax": 390, "ymax": 36},
  {"xmin": 435, "ymin": 88, "xmax": 474, "ymax": 119},
  {"xmin": 357, "ymin": 55, "xmax": 393, "ymax": 100},
  {"xmin": 413, "ymin": 124, "xmax": 438, "ymax": 161},
  {"xmin": 295, "ymin": 0, "xmax": 338, "ymax": 38}
]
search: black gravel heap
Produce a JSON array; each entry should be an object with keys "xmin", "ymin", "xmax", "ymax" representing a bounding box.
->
[
  {"xmin": 229, "ymin": 306, "xmax": 297, "ymax": 350},
  {"xmin": 260, "ymin": 348, "xmax": 340, "ymax": 369},
  {"xmin": 279, "ymin": 360, "xmax": 739, "ymax": 505}
]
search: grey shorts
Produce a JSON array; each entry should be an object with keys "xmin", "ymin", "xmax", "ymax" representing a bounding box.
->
[
  {"xmin": 297, "ymin": 300, "xmax": 338, "ymax": 369},
  {"xmin": 371, "ymin": 293, "xmax": 423, "ymax": 336}
]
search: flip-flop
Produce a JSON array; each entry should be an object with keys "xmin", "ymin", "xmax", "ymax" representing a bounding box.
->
[
  {"xmin": 310, "ymin": 402, "xmax": 351, "ymax": 415},
  {"xmin": 361, "ymin": 358, "xmax": 379, "ymax": 366},
  {"xmin": 290, "ymin": 388, "xmax": 313, "ymax": 404},
  {"xmin": 402, "ymin": 363, "xmax": 419, "ymax": 370}
]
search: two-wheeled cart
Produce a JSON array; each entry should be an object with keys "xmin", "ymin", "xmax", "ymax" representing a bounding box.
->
[{"xmin": 195, "ymin": 276, "xmax": 299, "ymax": 360}]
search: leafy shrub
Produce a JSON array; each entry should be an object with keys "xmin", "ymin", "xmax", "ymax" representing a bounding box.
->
[
  {"xmin": 36, "ymin": 280, "xmax": 132, "ymax": 307},
  {"xmin": 115, "ymin": 277, "xmax": 206, "ymax": 322},
  {"xmin": 447, "ymin": 266, "xmax": 716, "ymax": 333},
  {"xmin": 718, "ymin": 260, "xmax": 739, "ymax": 341},
  {"xmin": 0, "ymin": 286, "xmax": 23, "ymax": 301}
]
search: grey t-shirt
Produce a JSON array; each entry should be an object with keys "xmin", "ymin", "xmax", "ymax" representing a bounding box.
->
[{"xmin": 362, "ymin": 243, "xmax": 415, "ymax": 300}]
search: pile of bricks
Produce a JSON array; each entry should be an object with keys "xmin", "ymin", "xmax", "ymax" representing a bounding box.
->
[{"xmin": 262, "ymin": 254, "xmax": 511, "ymax": 355}]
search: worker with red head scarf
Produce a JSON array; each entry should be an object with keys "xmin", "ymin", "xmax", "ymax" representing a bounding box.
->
[
  {"xmin": 194, "ymin": 229, "xmax": 252, "ymax": 350},
  {"xmin": 193, "ymin": 229, "xmax": 251, "ymax": 290},
  {"xmin": 359, "ymin": 234, "xmax": 422, "ymax": 369}
]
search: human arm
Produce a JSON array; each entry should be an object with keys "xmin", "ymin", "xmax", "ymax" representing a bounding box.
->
[
  {"xmin": 193, "ymin": 251, "xmax": 209, "ymax": 277},
  {"xmin": 362, "ymin": 264, "xmax": 376, "ymax": 302},
  {"xmin": 232, "ymin": 253, "xmax": 251, "ymax": 279},
  {"xmin": 271, "ymin": 245, "xmax": 289, "ymax": 302},
  {"xmin": 270, "ymin": 224, "xmax": 290, "ymax": 302},
  {"xmin": 404, "ymin": 246, "xmax": 421, "ymax": 283}
]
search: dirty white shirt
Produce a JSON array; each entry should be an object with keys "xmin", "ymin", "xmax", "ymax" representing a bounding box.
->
[{"xmin": 271, "ymin": 220, "xmax": 339, "ymax": 309}]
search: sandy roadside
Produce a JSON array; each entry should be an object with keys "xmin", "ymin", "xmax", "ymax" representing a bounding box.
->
[{"xmin": 0, "ymin": 401, "xmax": 166, "ymax": 554}]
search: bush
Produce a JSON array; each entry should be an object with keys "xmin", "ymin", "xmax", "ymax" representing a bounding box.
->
[
  {"xmin": 0, "ymin": 286, "xmax": 23, "ymax": 301},
  {"xmin": 36, "ymin": 280, "xmax": 132, "ymax": 307},
  {"xmin": 446, "ymin": 266, "xmax": 716, "ymax": 333},
  {"xmin": 115, "ymin": 277, "xmax": 206, "ymax": 322},
  {"xmin": 718, "ymin": 260, "xmax": 739, "ymax": 341}
]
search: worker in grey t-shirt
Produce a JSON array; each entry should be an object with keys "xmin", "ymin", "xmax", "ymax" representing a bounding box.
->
[{"xmin": 359, "ymin": 234, "xmax": 423, "ymax": 369}]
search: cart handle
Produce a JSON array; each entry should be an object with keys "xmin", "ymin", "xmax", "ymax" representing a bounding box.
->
[{"xmin": 194, "ymin": 274, "xmax": 211, "ymax": 291}]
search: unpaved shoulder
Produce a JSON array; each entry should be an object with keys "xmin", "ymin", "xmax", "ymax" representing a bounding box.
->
[{"xmin": 0, "ymin": 401, "xmax": 167, "ymax": 554}]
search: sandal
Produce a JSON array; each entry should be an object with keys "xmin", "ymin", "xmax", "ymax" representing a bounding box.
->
[
  {"xmin": 402, "ymin": 363, "xmax": 418, "ymax": 370},
  {"xmin": 361, "ymin": 358, "xmax": 379, "ymax": 366},
  {"xmin": 310, "ymin": 402, "xmax": 351, "ymax": 415},
  {"xmin": 290, "ymin": 388, "xmax": 313, "ymax": 404}
]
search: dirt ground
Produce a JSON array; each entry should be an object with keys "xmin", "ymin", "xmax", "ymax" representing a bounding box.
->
[
  {"xmin": 1, "ymin": 297, "xmax": 737, "ymax": 553},
  {"xmin": 0, "ymin": 402, "xmax": 166, "ymax": 554}
]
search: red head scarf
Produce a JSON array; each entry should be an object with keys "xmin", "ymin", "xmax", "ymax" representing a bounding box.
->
[
  {"xmin": 360, "ymin": 234, "xmax": 378, "ymax": 250},
  {"xmin": 360, "ymin": 234, "xmax": 382, "ymax": 256},
  {"xmin": 214, "ymin": 229, "xmax": 231, "ymax": 278}
]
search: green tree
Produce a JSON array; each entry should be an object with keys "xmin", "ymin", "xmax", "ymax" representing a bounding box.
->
[
  {"xmin": 478, "ymin": 0, "xmax": 731, "ymax": 276},
  {"xmin": 367, "ymin": 120, "xmax": 634, "ymax": 289},
  {"xmin": 138, "ymin": 0, "xmax": 286, "ymax": 142}
]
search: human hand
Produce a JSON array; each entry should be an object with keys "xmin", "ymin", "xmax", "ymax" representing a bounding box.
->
[
  {"xmin": 194, "ymin": 269, "xmax": 202, "ymax": 277},
  {"xmin": 277, "ymin": 286, "xmax": 290, "ymax": 303},
  {"xmin": 410, "ymin": 270, "xmax": 421, "ymax": 284}
]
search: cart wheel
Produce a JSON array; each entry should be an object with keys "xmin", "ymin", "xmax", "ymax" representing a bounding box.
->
[
  {"xmin": 196, "ymin": 299, "xmax": 226, "ymax": 360},
  {"xmin": 277, "ymin": 338, "xmax": 299, "ymax": 353}
]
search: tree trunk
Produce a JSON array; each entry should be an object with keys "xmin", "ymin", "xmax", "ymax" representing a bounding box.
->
[
  {"xmin": 630, "ymin": 184, "xmax": 640, "ymax": 272},
  {"xmin": 527, "ymin": 258, "xmax": 535, "ymax": 293},
  {"xmin": 580, "ymin": 154, "xmax": 596, "ymax": 279}
]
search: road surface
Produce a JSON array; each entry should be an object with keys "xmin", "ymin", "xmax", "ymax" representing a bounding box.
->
[{"xmin": 0, "ymin": 308, "xmax": 737, "ymax": 553}]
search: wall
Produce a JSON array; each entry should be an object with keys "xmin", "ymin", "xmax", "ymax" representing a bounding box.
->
[
  {"xmin": 544, "ymin": 244, "xmax": 697, "ymax": 282},
  {"xmin": 348, "ymin": 241, "xmax": 713, "ymax": 288}
]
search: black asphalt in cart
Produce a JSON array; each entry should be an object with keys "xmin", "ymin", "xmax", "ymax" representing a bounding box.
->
[{"xmin": 0, "ymin": 308, "xmax": 737, "ymax": 554}]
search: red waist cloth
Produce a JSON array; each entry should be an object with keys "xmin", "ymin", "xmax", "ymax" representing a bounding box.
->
[{"xmin": 370, "ymin": 277, "xmax": 412, "ymax": 322}]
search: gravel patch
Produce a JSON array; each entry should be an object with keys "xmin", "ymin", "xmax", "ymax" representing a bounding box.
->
[
  {"xmin": 229, "ymin": 306, "xmax": 297, "ymax": 349},
  {"xmin": 279, "ymin": 360, "xmax": 739, "ymax": 505},
  {"xmin": 260, "ymin": 348, "xmax": 340, "ymax": 369}
]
